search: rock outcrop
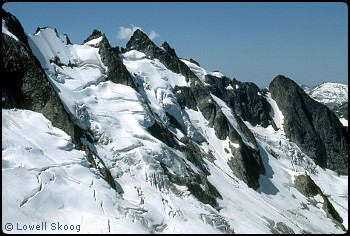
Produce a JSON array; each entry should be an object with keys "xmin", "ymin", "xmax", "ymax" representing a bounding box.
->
[
  {"xmin": 269, "ymin": 75, "xmax": 348, "ymax": 175},
  {"xmin": 204, "ymin": 75, "xmax": 275, "ymax": 128},
  {"xmin": 174, "ymin": 78, "xmax": 265, "ymax": 189},
  {"xmin": 125, "ymin": 29, "xmax": 266, "ymax": 189},
  {"xmin": 84, "ymin": 29, "xmax": 136, "ymax": 89},
  {"xmin": 125, "ymin": 29, "xmax": 196, "ymax": 80},
  {"xmin": 294, "ymin": 174, "xmax": 343, "ymax": 225}
]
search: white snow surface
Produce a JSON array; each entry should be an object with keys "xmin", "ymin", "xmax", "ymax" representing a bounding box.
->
[
  {"xmin": 264, "ymin": 92, "xmax": 285, "ymax": 131},
  {"xmin": 122, "ymin": 50, "xmax": 188, "ymax": 126},
  {"xmin": 2, "ymin": 26, "xmax": 347, "ymax": 234},
  {"xmin": 83, "ymin": 36, "xmax": 103, "ymax": 46},
  {"xmin": 3, "ymin": 107, "xmax": 347, "ymax": 233},
  {"xmin": 245, "ymin": 122, "xmax": 348, "ymax": 232},
  {"xmin": 339, "ymin": 118, "xmax": 348, "ymax": 127},
  {"xmin": 180, "ymin": 59, "xmax": 208, "ymax": 81},
  {"xmin": 305, "ymin": 82, "xmax": 348, "ymax": 110},
  {"xmin": 180, "ymin": 59, "xmax": 226, "ymax": 81},
  {"xmin": 210, "ymin": 71, "xmax": 224, "ymax": 78}
]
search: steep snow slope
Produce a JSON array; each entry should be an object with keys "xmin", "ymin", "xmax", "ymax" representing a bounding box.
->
[
  {"xmin": 2, "ymin": 109, "xmax": 226, "ymax": 233},
  {"xmin": 2, "ymin": 109, "xmax": 134, "ymax": 233},
  {"xmin": 2, "ymin": 24, "xmax": 347, "ymax": 234},
  {"xmin": 3, "ymin": 108, "xmax": 347, "ymax": 233},
  {"xmin": 8, "ymin": 27, "xmax": 235, "ymax": 234},
  {"xmin": 122, "ymin": 50, "xmax": 188, "ymax": 126},
  {"xmin": 180, "ymin": 58, "xmax": 226, "ymax": 83},
  {"xmin": 3, "ymin": 28, "xmax": 233, "ymax": 233},
  {"xmin": 182, "ymin": 59, "xmax": 348, "ymax": 232}
]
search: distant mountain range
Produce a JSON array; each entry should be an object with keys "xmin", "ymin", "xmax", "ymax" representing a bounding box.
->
[
  {"xmin": 301, "ymin": 83, "xmax": 348, "ymax": 126},
  {"xmin": 2, "ymin": 8, "xmax": 348, "ymax": 234}
]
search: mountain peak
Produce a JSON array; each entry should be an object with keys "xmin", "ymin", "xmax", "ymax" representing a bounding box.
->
[
  {"xmin": 125, "ymin": 28, "xmax": 156, "ymax": 51},
  {"xmin": 3, "ymin": 9, "xmax": 348, "ymax": 234},
  {"xmin": 133, "ymin": 28, "xmax": 147, "ymax": 38},
  {"xmin": 270, "ymin": 75, "xmax": 301, "ymax": 92},
  {"xmin": 82, "ymin": 29, "xmax": 104, "ymax": 45},
  {"xmin": 272, "ymin": 74, "xmax": 291, "ymax": 82},
  {"xmin": 2, "ymin": 9, "xmax": 29, "ymax": 48}
]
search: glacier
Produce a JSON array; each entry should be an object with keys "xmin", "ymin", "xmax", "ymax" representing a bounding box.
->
[{"xmin": 2, "ymin": 13, "xmax": 348, "ymax": 234}]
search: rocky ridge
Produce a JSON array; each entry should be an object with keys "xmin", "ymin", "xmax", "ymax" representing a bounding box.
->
[{"xmin": 2, "ymin": 9, "xmax": 348, "ymax": 233}]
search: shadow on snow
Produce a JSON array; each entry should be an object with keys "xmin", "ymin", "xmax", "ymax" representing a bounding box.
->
[{"xmin": 256, "ymin": 142, "xmax": 279, "ymax": 195}]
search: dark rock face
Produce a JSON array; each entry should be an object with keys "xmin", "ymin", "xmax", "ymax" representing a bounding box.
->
[
  {"xmin": 161, "ymin": 162, "xmax": 222, "ymax": 208},
  {"xmin": 161, "ymin": 41, "xmax": 176, "ymax": 57},
  {"xmin": 125, "ymin": 29, "xmax": 154, "ymax": 51},
  {"xmin": 269, "ymin": 75, "xmax": 348, "ymax": 175},
  {"xmin": 173, "ymin": 86, "xmax": 198, "ymax": 110},
  {"xmin": 97, "ymin": 35, "xmax": 136, "ymax": 89},
  {"xmin": 2, "ymin": 33, "xmax": 50, "ymax": 111},
  {"xmin": 40, "ymin": 90, "xmax": 85, "ymax": 149},
  {"xmin": 84, "ymin": 145, "xmax": 117, "ymax": 190},
  {"xmin": 205, "ymin": 75, "xmax": 274, "ymax": 128},
  {"xmin": 2, "ymin": 9, "xmax": 29, "ymax": 48},
  {"xmin": 178, "ymin": 138, "xmax": 211, "ymax": 176},
  {"xmin": 227, "ymin": 141, "xmax": 264, "ymax": 189},
  {"xmin": 147, "ymin": 121, "xmax": 179, "ymax": 149},
  {"xmin": 294, "ymin": 174, "xmax": 343, "ymax": 224},
  {"xmin": 63, "ymin": 34, "xmax": 72, "ymax": 45},
  {"xmin": 2, "ymin": 10, "xmax": 51, "ymax": 111},
  {"xmin": 83, "ymin": 30, "xmax": 136, "ymax": 89},
  {"xmin": 294, "ymin": 174, "xmax": 319, "ymax": 197},
  {"xmin": 174, "ymin": 82, "xmax": 265, "ymax": 189},
  {"xmin": 274, "ymin": 222, "xmax": 295, "ymax": 234}
]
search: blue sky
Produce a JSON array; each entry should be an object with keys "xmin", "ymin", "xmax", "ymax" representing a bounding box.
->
[{"xmin": 3, "ymin": 2, "xmax": 348, "ymax": 88}]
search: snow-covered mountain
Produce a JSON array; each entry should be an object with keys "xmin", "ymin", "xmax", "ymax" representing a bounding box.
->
[
  {"xmin": 2, "ymin": 9, "xmax": 348, "ymax": 234},
  {"xmin": 302, "ymin": 83, "xmax": 348, "ymax": 127},
  {"xmin": 303, "ymin": 82, "xmax": 348, "ymax": 109}
]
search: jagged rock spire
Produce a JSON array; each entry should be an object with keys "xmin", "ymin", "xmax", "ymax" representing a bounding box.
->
[
  {"xmin": 95, "ymin": 31, "xmax": 136, "ymax": 89},
  {"xmin": 63, "ymin": 34, "xmax": 72, "ymax": 45},
  {"xmin": 125, "ymin": 29, "xmax": 156, "ymax": 52},
  {"xmin": 124, "ymin": 29, "xmax": 197, "ymax": 80},
  {"xmin": 82, "ymin": 29, "xmax": 104, "ymax": 44},
  {"xmin": 2, "ymin": 9, "xmax": 30, "ymax": 48}
]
